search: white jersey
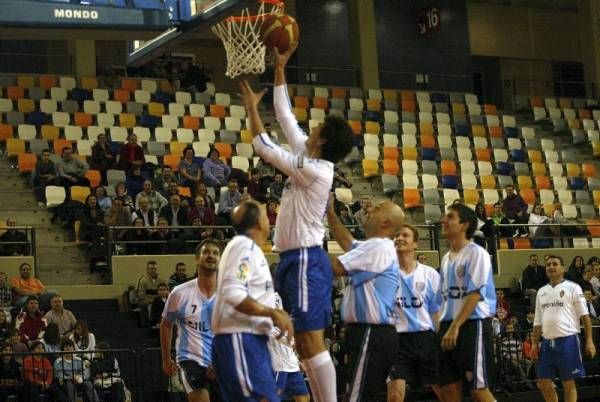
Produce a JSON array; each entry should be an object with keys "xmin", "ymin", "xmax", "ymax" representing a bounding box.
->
[
  {"xmin": 268, "ymin": 293, "xmax": 300, "ymax": 372},
  {"xmin": 252, "ymin": 85, "xmax": 333, "ymax": 252},
  {"xmin": 439, "ymin": 242, "xmax": 496, "ymax": 322},
  {"xmin": 534, "ymin": 280, "xmax": 588, "ymax": 339},
  {"xmin": 212, "ymin": 235, "xmax": 275, "ymax": 335},
  {"xmin": 393, "ymin": 262, "xmax": 442, "ymax": 333},
  {"xmin": 162, "ymin": 279, "xmax": 215, "ymax": 367},
  {"xmin": 338, "ymin": 238, "xmax": 399, "ymax": 325}
]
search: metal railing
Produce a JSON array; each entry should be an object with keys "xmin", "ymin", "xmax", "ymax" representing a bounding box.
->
[
  {"xmin": 494, "ymin": 222, "xmax": 599, "ymax": 249},
  {"xmin": 0, "ymin": 226, "xmax": 36, "ymax": 260}
]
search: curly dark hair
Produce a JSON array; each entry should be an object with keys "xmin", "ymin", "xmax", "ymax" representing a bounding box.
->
[{"xmin": 319, "ymin": 116, "xmax": 355, "ymax": 164}]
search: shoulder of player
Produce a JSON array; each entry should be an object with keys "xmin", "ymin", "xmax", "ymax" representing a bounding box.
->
[
  {"xmin": 417, "ymin": 263, "xmax": 440, "ymax": 277},
  {"xmin": 353, "ymin": 237, "xmax": 394, "ymax": 253}
]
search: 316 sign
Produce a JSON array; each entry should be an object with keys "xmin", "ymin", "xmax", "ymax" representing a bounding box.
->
[{"xmin": 417, "ymin": 6, "xmax": 441, "ymax": 36}]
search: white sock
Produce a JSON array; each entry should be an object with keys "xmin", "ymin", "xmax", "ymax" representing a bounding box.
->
[{"xmin": 303, "ymin": 351, "xmax": 337, "ymax": 402}]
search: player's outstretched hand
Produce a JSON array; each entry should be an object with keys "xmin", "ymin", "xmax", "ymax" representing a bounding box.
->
[
  {"xmin": 162, "ymin": 358, "xmax": 178, "ymax": 377},
  {"xmin": 273, "ymin": 41, "xmax": 298, "ymax": 69},
  {"xmin": 270, "ymin": 308, "xmax": 294, "ymax": 342},
  {"xmin": 237, "ymin": 80, "xmax": 267, "ymax": 110},
  {"xmin": 441, "ymin": 324, "xmax": 459, "ymax": 351},
  {"xmin": 586, "ymin": 339, "xmax": 596, "ymax": 359}
]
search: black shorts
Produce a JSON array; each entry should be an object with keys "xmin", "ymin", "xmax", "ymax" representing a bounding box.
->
[
  {"xmin": 345, "ymin": 323, "xmax": 398, "ymax": 402},
  {"xmin": 388, "ymin": 330, "xmax": 439, "ymax": 386},
  {"xmin": 178, "ymin": 360, "xmax": 210, "ymax": 394},
  {"xmin": 438, "ymin": 318, "xmax": 495, "ymax": 390}
]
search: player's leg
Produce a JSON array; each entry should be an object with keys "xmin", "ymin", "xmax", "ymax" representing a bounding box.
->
[
  {"xmin": 537, "ymin": 379, "xmax": 558, "ymax": 402},
  {"xmin": 283, "ymin": 371, "xmax": 310, "ymax": 402},
  {"xmin": 178, "ymin": 361, "xmax": 211, "ymax": 402},
  {"xmin": 437, "ymin": 321, "xmax": 464, "ymax": 402},
  {"xmin": 188, "ymin": 389, "xmax": 210, "ymax": 402},
  {"xmin": 386, "ymin": 379, "xmax": 407, "ymax": 402},
  {"xmin": 561, "ymin": 380, "xmax": 577, "ymax": 402},
  {"xmin": 468, "ymin": 320, "xmax": 496, "ymax": 402},
  {"xmin": 437, "ymin": 382, "xmax": 462, "ymax": 402},
  {"xmin": 470, "ymin": 388, "xmax": 496, "ymax": 402}
]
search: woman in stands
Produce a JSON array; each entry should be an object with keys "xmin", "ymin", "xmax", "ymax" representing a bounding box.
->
[
  {"xmin": 90, "ymin": 342, "xmax": 126, "ymax": 402},
  {"xmin": 187, "ymin": 195, "xmax": 215, "ymax": 226},
  {"xmin": 566, "ymin": 255, "xmax": 585, "ymax": 284},
  {"xmin": 90, "ymin": 133, "xmax": 116, "ymax": 186},
  {"xmin": 69, "ymin": 321, "xmax": 96, "ymax": 360},
  {"xmin": 94, "ymin": 187, "xmax": 112, "ymax": 213},
  {"xmin": 202, "ymin": 148, "xmax": 231, "ymax": 190},
  {"xmin": 178, "ymin": 147, "xmax": 202, "ymax": 193},
  {"xmin": 528, "ymin": 204, "xmax": 553, "ymax": 248},
  {"xmin": 121, "ymin": 218, "xmax": 149, "ymax": 255},
  {"xmin": 112, "ymin": 182, "xmax": 134, "ymax": 211},
  {"xmin": 0, "ymin": 343, "xmax": 23, "ymax": 400},
  {"xmin": 117, "ymin": 134, "xmax": 144, "ymax": 173},
  {"xmin": 41, "ymin": 323, "xmax": 61, "ymax": 356},
  {"xmin": 194, "ymin": 182, "xmax": 215, "ymax": 211},
  {"xmin": 79, "ymin": 194, "xmax": 105, "ymax": 243}
]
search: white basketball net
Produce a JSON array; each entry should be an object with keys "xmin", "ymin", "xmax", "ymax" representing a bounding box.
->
[{"xmin": 212, "ymin": 1, "xmax": 284, "ymax": 79}]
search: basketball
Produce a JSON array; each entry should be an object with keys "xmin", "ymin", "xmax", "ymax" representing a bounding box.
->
[{"xmin": 260, "ymin": 13, "xmax": 299, "ymax": 53}]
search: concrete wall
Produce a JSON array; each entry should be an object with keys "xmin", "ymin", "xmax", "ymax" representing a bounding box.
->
[{"xmin": 0, "ymin": 256, "xmax": 35, "ymax": 279}]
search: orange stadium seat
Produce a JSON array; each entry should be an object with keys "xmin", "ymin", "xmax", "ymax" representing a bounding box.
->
[
  {"xmin": 113, "ymin": 89, "xmax": 130, "ymax": 103},
  {"xmin": 383, "ymin": 147, "xmax": 399, "ymax": 160},
  {"xmin": 85, "ymin": 170, "xmax": 101, "ymax": 188},
  {"xmin": 582, "ymin": 163, "xmax": 597, "ymax": 178},
  {"xmin": 488, "ymin": 126, "xmax": 503, "ymax": 139},
  {"xmin": 53, "ymin": 139, "xmax": 72, "ymax": 155},
  {"xmin": 179, "ymin": 186, "xmax": 192, "ymax": 198},
  {"xmin": 18, "ymin": 152, "xmax": 36, "ymax": 173},
  {"xmin": 183, "ymin": 116, "xmax": 201, "ymax": 130},
  {"xmin": 294, "ymin": 96, "xmax": 309, "ymax": 109},
  {"xmin": 313, "ymin": 97, "xmax": 328, "ymax": 110},
  {"xmin": 39, "ymin": 76, "xmax": 58, "ymax": 90},
  {"xmin": 331, "ymin": 88, "xmax": 347, "ymax": 99},
  {"xmin": 400, "ymin": 90, "xmax": 415, "ymax": 101},
  {"xmin": 514, "ymin": 238, "xmax": 531, "ymax": 249},
  {"xmin": 587, "ymin": 219, "xmax": 600, "ymax": 237},
  {"xmin": 520, "ymin": 189, "xmax": 536, "ymax": 205},
  {"xmin": 420, "ymin": 134, "xmax": 435, "ymax": 148},
  {"xmin": 74, "ymin": 112, "xmax": 92, "ymax": 128},
  {"xmin": 214, "ymin": 143, "xmax": 232, "ymax": 159},
  {"xmin": 535, "ymin": 176, "xmax": 551, "ymax": 190},
  {"xmin": 7, "ymin": 86, "xmax": 24, "ymax": 100},
  {"xmin": 160, "ymin": 80, "xmax": 174, "ymax": 93},
  {"xmin": 579, "ymin": 109, "xmax": 591, "ymax": 119},
  {"xmin": 559, "ymin": 98, "xmax": 572, "ymax": 109},
  {"xmin": 568, "ymin": 119, "xmax": 581, "ymax": 130},
  {"xmin": 401, "ymin": 100, "xmax": 416, "ymax": 112},
  {"xmin": 530, "ymin": 96, "xmax": 543, "ymax": 108},
  {"xmin": 475, "ymin": 148, "xmax": 491, "ymax": 162},
  {"xmin": 403, "ymin": 189, "xmax": 421, "ymax": 209},
  {"xmin": 383, "ymin": 159, "xmax": 399, "ymax": 175},
  {"xmin": 348, "ymin": 120, "xmax": 362, "ymax": 135},
  {"xmin": 441, "ymin": 160, "xmax": 457, "ymax": 176},
  {"xmin": 0, "ymin": 124, "xmax": 14, "ymax": 140},
  {"xmin": 163, "ymin": 154, "xmax": 180, "ymax": 171},
  {"xmin": 484, "ymin": 104, "xmax": 497, "ymax": 115},
  {"xmin": 420, "ymin": 123, "xmax": 434, "ymax": 137},
  {"xmin": 209, "ymin": 104, "xmax": 226, "ymax": 119},
  {"xmin": 366, "ymin": 98, "xmax": 381, "ymax": 112},
  {"xmin": 121, "ymin": 78, "xmax": 138, "ymax": 93}
]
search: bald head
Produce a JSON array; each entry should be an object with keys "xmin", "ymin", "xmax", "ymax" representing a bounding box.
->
[
  {"xmin": 381, "ymin": 201, "xmax": 405, "ymax": 232},
  {"xmin": 363, "ymin": 200, "xmax": 405, "ymax": 239},
  {"xmin": 232, "ymin": 200, "xmax": 263, "ymax": 234}
]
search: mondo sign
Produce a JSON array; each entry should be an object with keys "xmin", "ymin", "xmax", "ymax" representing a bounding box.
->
[{"xmin": 417, "ymin": 6, "xmax": 441, "ymax": 36}]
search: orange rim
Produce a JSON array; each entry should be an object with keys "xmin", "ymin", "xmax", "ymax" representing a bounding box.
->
[{"xmin": 225, "ymin": 0, "xmax": 284, "ymax": 22}]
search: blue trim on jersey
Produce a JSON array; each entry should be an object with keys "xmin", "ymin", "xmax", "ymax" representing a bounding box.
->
[
  {"xmin": 354, "ymin": 285, "xmax": 368, "ymax": 323},
  {"xmin": 178, "ymin": 299, "xmax": 190, "ymax": 360},
  {"xmin": 258, "ymin": 133, "xmax": 274, "ymax": 149}
]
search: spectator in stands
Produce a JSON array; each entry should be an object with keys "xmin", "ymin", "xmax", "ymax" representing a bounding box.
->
[
  {"xmin": 501, "ymin": 184, "xmax": 528, "ymax": 236},
  {"xmin": 41, "ymin": 323, "xmax": 61, "ymax": 354},
  {"xmin": 23, "ymin": 341, "xmax": 54, "ymax": 401},
  {"xmin": 5, "ymin": 328, "xmax": 28, "ymax": 363},
  {"xmin": 69, "ymin": 320, "xmax": 95, "ymax": 356},
  {"xmin": 57, "ymin": 147, "xmax": 90, "ymax": 189},
  {"xmin": 131, "ymin": 196, "xmax": 158, "ymax": 227},
  {"xmin": 150, "ymin": 283, "xmax": 169, "ymax": 327},
  {"xmin": 188, "ymin": 195, "xmax": 215, "ymax": 227},
  {"xmin": 247, "ymin": 168, "xmax": 268, "ymax": 202},
  {"xmin": 54, "ymin": 338, "xmax": 99, "ymax": 402},
  {"xmin": 216, "ymin": 179, "xmax": 241, "ymax": 224},
  {"xmin": 255, "ymin": 158, "xmax": 275, "ymax": 184},
  {"xmin": 202, "ymin": 148, "xmax": 230, "ymax": 189},
  {"xmin": 90, "ymin": 133, "xmax": 115, "ymax": 185},
  {"xmin": 179, "ymin": 61, "xmax": 210, "ymax": 93},
  {"xmin": 78, "ymin": 194, "xmax": 105, "ymax": 243},
  {"xmin": 474, "ymin": 203, "xmax": 494, "ymax": 242},
  {"xmin": 499, "ymin": 323, "xmax": 532, "ymax": 385},
  {"xmin": 416, "ymin": 253, "xmax": 428, "ymax": 265},
  {"xmin": 491, "ymin": 201, "xmax": 514, "ymax": 238},
  {"xmin": 0, "ymin": 343, "xmax": 22, "ymax": 399},
  {"xmin": 566, "ymin": 255, "xmax": 585, "ymax": 284},
  {"xmin": 521, "ymin": 254, "xmax": 547, "ymax": 308},
  {"xmin": 580, "ymin": 265, "xmax": 595, "ymax": 293},
  {"xmin": 135, "ymin": 180, "xmax": 167, "ymax": 212},
  {"xmin": 113, "ymin": 182, "xmax": 134, "ymax": 211},
  {"xmin": 150, "ymin": 217, "xmax": 180, "ymax": 255},
  {"xmin": 122, "ymin": 217, "xmax": 150, "ymax": 255},
  {"xmin": 178, "ymin": 147, "xmax": 202, "ymax": 190},
  {"xmin": 154, "ymin": 165, "xmax": 177, "ymax": 197},
  {"xmin": 91, "ymin": 342, "xmax": 126, "ymax": 401},
  {"xmin": 168, "ymin": 263, "xmax": 188, "ymax": 289},
  {"xmin": 584, "ymin": 290, "xmax": 600, "ymax": 322},
  {"xmin": 0, "ymin": 218, "xmax": 28, "ymax": 256},
  {"xmin": 15, "ymin": 296, "xmax": 46, "ymax": 347},
  {"xmin": 164, "ymin": 181, "xmax": 190, "ymax": 209},
  {"xmin": 159, "ymin": 194, "xmax": 189, "ymax": 227},
  {"xmin": 520, "ymin": 310, "xmax": 535, "ymax": 333},
  {"xmin": 267, "ymin": 199, "xmax": 279, "ymax": 226},
  {"xmin": 268, "ymin": 172, "xmax": 285, "ymax": 201},
  {"xmin": 125, "ymin": 166, "xmax": 145, "ymax": 198},
  {"xmin": 117, "ymin": 133, "xmax": 144, "ymax": 172},
  {"xmin": 11, "ymin": 263, "xmax": 57, "ymax": 312},
  {"xmin": 590, "ymin": 260, "xmax": 600, "ymax": 296},
  {"xmin": 528, "ymin": 204, "xmax": 553, "ymax": 248},
  {"xmin": 194, "ymin": 181, "xmax": 215, "ymax": 211},
  {"xmin": 0, "ymin": 311, "xmax": 12, "ymax": 344},
  {"xmin": 94, "ymin": 186, "xmax": 112, "ymax": 213},
  {"xmin": 33, "ymin": 149, "xmax": 59, "ymax": 207},
  {"xmin": 333, "ymin": 166, "xmax": 352, "ymax": 189},
  {"xmin": 104, "ymin": 196, "xmax": 132, "ymax": 227},
  {"xmin": 43, "ymin": 295, "xmax": 76, "ymax": 337},
  {"xmin": 137, "ymin": 261, "xmax": 165, "ymax": 325},
  {"xmin": 353, "ymin": 198, "xmax": 371, "ymax": 237},
  {"xmin": 496, "ymin": 289, "xmax": 512, "ymax": 319}
]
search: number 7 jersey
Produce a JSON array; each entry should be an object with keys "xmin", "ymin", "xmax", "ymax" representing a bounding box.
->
[{"xmin": 162, "ymin": 279, "xmax": 215, "ymax": 367}]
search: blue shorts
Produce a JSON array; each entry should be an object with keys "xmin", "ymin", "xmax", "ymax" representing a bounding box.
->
[
  {"xmin": 538, "ymin": 335, "xmax": 585, "ymax": 381},
  {"xmin": 274, "ymin": 371, "xmax": 309, "ymax": 398},
  {"xmin": 212, "ymin": 333, "xmax": 279, "ymax": 402},
  {"xmin": 276, "ymin": 246, "xmax": 332, "ymax": 332}
]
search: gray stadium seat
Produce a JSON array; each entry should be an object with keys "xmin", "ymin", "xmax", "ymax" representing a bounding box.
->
[
  {"xmin": 524, "ymin": 139, "xmax": 540, "ymax": 150},
  {"xmin": 490, "ymin": 138, "xmax": 505, "ymax": 149},
  {"xmin": 347, "ymin": 110, "xmax": 362, "ymax": 121},
  {"xmin": 571, "ymin": 129, "xmax": 587, "ymax": 145},
  {"xmin": 384, "ymin": 100, "xmax": 398, "ymax": 110},
  {"xmin": 382, "ymin": 174, "xmax": 400, "ymax": 194},
  {"xmin": 580, "ymin": 204, "xmax": 597, "ymax": 219},
  {"xmin": 147, "ymin": 141, "xmax": 166, "ymax": 156},
  {"xmin": 561, "ymin": 150, "xmax": 577, "ymax": 163},
  {"xmin": 330, "ymin": 98, "xmax": 345, "ymax": 110},
  {"xmin": 424, "ymin": 204, "xmax": 442, "ymax": 222},
  {"xmin": 498, "ymin": 175, "xmax": 514, "ymax": 188},
  {"xmin": 575, "ymin": 190, "xmax": 591, "ymax": 204},
  {"xmin": 401, "ymin": 112, "xmax": 416, "ymax": 123},
  {"xmin": 219, "ymin": 130, "xmax": 237, "ymax": 144},
  {"xmin": 449, "ymin": 93, "xmax": 464, "ymax": 103},
  {"xmin": 107, "ymin": 169, "xmax": 126, "ymax": 187},
  {"xmin": 195, "ymin": 92, "xmax": 212, "ymax": 106},
  {"xmin": 439, "ymin": 148, "xmax": 456, "ymax": 161},
  {"xmin": 296, "ymin": 86, "xmax": 312, "ymax": 98},
  {"xmin": 6, "ymin": 111, "xmax": 24, "ymax": 125},
  {"xmin": 28, "ymin": 87, "xmax": 46, "ymax": 101},
  {"xmin": 552, "ymin": 118, "xmax": 567, "ymax": 132},
  {"xmin": 384, "ymin": 122, "xmax": 399, "ymax": 134},
  {"xmin": 126, "ymin": 101, "xmax": 144, "ymax": 116},
  {"xmin": 588, "ymin": 178, "xmax": 600, "ymax": 191},
  {"xmin": 434, "ymin": 102, "xmax": 449, "ymax": 113},
  {"xmin": 513, "ymin": 162, "xmax": 530, "ymax": 176},
  {"xmin": 470, "ymin": 115, "xmax": 484, "ymax": 125},
  {"xmin": 329, "ymin": 108, "xmax": 344, "ymax": 118},
  {"xmin": 61, "ymin": 100, "xmax": 79, "ymax": 114},
  {"xmin": 453, "ymin": 114, "xmax": 468, "ymax": 125},
  {"xmin": 29, "ymin": 139, "xmax": 49, "ymax": 155},
  {"xmin": 349, "ymin": 88, "xmax": 364, "ymax": 98},
  {"xmin": 423, "ymin": 188, "xmax": 440, "ymax": 204},
  {"xmin": 421, "ymin": 160, "xmax": 438, "ymax": 175}
]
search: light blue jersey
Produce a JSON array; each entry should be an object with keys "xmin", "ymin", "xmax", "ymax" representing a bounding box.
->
[
  {"xmin": 393, "ymin": 262, "xmax": 442, "ymax": 332},
  {"xmin": 439, "ymin": 242, "xmax": 496, "ymax": 322},
  {"xmin": 162, "ymin": 279, "xmax": 215, "ymax": 367},
  {"xmin": 338, "ymin": 238, "xmax": 400, "ymax": 325}
]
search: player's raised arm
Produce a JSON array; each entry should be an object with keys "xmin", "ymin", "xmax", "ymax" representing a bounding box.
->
[
  {"xmin": 238, "ymin": 80, "xmax": 267, "ymax": 139},
  {"xmin": 326, "ymin": 195, "xmax": 354, "ymax": 252}
]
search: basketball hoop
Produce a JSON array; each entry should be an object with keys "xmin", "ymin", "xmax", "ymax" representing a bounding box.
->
[{"xmin": 212, "ymin": 0, "xmax": 284, "ymax": 78}]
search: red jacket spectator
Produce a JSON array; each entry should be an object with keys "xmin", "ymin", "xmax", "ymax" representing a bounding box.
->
[
  {"xmin": 16, "ymin": 298, "xmax": 47, "ymax": 344},
  {"xmin": 23, "ymin": 354, "xmax": 52, "ymax": 386},
  {"xmin": 118, "ymin": 134, "xmax": 145, "ymax": 171}
]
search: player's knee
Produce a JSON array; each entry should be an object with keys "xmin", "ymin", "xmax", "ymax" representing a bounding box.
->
[
  {"xmin": 470, "ymin": 388, "xmax": 493, "ymax": 402},
  {"xmin": 562, "ymin": 380, "xmax": 576, "ymax": 391},
  {"xmin": 387, "ymin": 389, "xmax": 405, "ymax": 402},
  {"xmin": 295, "ymin": 331, "xmax": 326, "ymax": 358}
]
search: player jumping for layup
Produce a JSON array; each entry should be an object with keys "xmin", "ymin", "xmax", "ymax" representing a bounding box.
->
[{"xmin": 238, "ymin": 41, "xmax": 355, "ymax": 402}]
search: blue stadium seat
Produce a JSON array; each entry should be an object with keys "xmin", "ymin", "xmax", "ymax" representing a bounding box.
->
[
  {"xmin": 442, "ymin": 175, "xmax": 458, "ymax": 189},
  {"xmin": 510, "ymin": 149, "xmax": 526, "ymax": 162},
  {"xmin": 455, "ymin": 124, "xmax": 470, "ymax": 137},
  {"xmin": 569, "ymin": 176, "xmax": 585, "ymax": 190},
  {"xmin": 430, "ymin": 92, "xmax": 448, "ymax": 103},
  {"xmin": 140, "ymin": 114, "xmax": 159, "ymax": 129},
  {"xmin": 504, "ymin": 127, "xmax": 519, "ymax": 138},
  {"xmin": 71, "ymin": 88, "xmax": 91, "ymax": 103},
  {"xmin": 92, "ymin": 0, "xmax": 127, "ymax": 6},
  {"xmin": 154, "ymin": 92, "xmax": 171, "ymax": 105},
  {"xmin": 26, "ymin": 111, "xmax": 48, "ymax": 126},
  {"xmin": 421, "ymin": 148, "xmax": 436, "ymax": 161},
  {"xmin": 496, "ymin": 162, "xmax": 511, "ymax": 176},
  {"xmin": 365, "ymin": 111, "xmax": 380, "ymax": 122}
]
